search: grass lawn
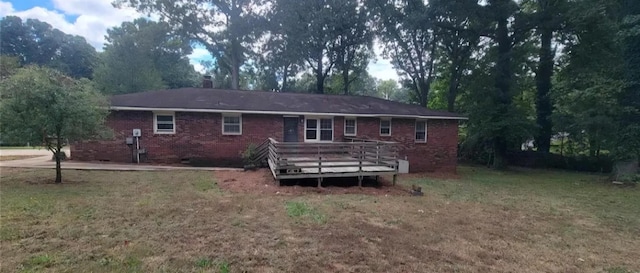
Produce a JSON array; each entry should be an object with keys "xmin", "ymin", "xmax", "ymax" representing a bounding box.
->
[{"xmin": 1, "ymin": 166, "xmax": 638, "ymax": 273}]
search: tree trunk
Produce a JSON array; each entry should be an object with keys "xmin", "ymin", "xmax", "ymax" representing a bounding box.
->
[
  {"xmin": 534, "ymin": 27, "xmax": 554, "ymax": 154},
  {"xmin": 447, "ymin": 64, "xmax": 461, "ymax": 112},
  {"xmin": 342, "ymin": 68, "xmax": 350, "ymax": 95},
  {"xmin": 589, "ymin": 134, "xmax": 598, "ymax": 157},
  {"xmin": 316, "ymin": 73, "xmax": 324, "ymax": 94},
  {"xmin": 491, "ymin": 1, "xmax": 513, "ymax": 169},
  {"xmin": 315, "ymin": 58, "xmax": 324, "ymax": 94},
  {"xmin": 493, "ymin": 137, "xmax": 509, "ymax": 169},
  {"xmin": 54, "ymin": 134, "xmax": 62, "ymax": 184},
  {"xmin": 230, "ymin": 36, "xmax": 241, "ymax": 90},
  {"xmin": 282, "ymin": 64, "xmax": 289, "ymax": 92},
  {"xmin": 55, "ymin": 152, "xmax": 62, "ymax": 183},
  {"xmin": 417, "ymin": 79, "xmax": 429, "ymax": 107}
]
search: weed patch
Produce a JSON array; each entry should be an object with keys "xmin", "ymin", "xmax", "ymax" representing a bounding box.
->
[
  {"xmin": 192, "ymin": 177, "xmax": 218, "ymax": 192},
  {"xmin": 218, "ymin": 260, "xmax": 230, "ymax": 273},
  {"xmin": 285, "ymin": 201, "xmax": 326, "ymax": 224},
  {"xmin": 21, "ymin": 254, "xmax": 54, "ymax": 271},
  {"xmin": 195, "ymin": 257, "xmax": 212, "ymax": 268},
  {"xmin": 122, "ymin": 256, "xmax": 142, "ymax": 272}
]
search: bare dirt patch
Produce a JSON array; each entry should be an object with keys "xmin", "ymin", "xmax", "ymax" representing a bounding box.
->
[{"xmin": 214, "ymin": 168, "xmax": 410, "ymax": 196}]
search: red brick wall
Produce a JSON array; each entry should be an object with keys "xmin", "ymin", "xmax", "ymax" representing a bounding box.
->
[
  {"xmin": 72, "ymin": 111, "xmax": 284, "ymax": 166},
  {"xmin": 335, "ymin": 117, "xmax": 459, "ymax": 173},
  {"xmin": 72, "ymin": 111, "xmax": 459, "ymax": 172}
]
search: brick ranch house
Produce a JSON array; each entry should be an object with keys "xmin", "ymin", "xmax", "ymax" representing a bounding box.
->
[{"xmin": 72, "ymin": 87, "xmax": 466, "ymax": 173}]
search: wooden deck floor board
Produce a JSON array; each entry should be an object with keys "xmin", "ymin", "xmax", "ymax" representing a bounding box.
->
[{"xmin": 279, "ymin": 156, "xmax": 395, "ymax": 175}]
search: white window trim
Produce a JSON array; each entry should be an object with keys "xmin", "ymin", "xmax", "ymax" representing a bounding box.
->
[
  {"xmin": 415, "ymin": 120, "xmax": 427, "ymax": 143},
  {"xmin": 380, "ymin": 118, "xmax": 392, "ymax": 136},
  {"xmin": 304, "ymin": 116, "xmax": 334, "ymax": 142},
  {"xmin": 153, "ymin": 112, "xmax": 176, "ymax": 134},
  {"xmin": 222, "ymin": 113, "xmax": 242, "ymax": 135},
  {"xmin": 344, "ymin": 117, "xmax": 357, "ymax": 136}
]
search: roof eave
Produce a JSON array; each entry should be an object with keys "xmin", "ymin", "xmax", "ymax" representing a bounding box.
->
[{"xmin": 109, "ymin": 106, "xmax": 468, "ymax": 120}]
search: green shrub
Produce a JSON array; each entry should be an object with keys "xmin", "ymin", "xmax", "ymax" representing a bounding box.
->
[{"xmin": 241, "ymin": 143, "xmax": 258, "ymax": 166}]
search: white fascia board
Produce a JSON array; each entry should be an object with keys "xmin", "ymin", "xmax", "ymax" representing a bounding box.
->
[{"xmin": 109, "ymin": 106, "xmax": 469, "ymax": 120}]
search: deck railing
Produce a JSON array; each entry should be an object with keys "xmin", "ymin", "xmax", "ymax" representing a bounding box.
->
[{"xmin": 265, "ymin": 138, "xmax": 399, "ymax": 186}]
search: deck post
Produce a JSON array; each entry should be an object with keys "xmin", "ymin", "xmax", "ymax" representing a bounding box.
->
[
  {"xmin": 358, "ymin": 176, "xmax": 363, "ymax": 187},
  {"xmin": 318, "ymin": 156, "xmax": 322, "ymax": 188},
  {"xmin": 392, "ymin": 174, "xmax": 397, "ymax": 186}
]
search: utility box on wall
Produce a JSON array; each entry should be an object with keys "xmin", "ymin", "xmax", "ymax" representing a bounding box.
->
[
  {"xmin": 398, "ymin": 159, "xmax": 409, "ymax": 173},
  {"xmin": 132, "ymin": 129, "xmax": 141, "ymax": 137}
]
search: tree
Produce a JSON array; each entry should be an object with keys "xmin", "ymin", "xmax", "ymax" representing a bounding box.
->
[
  {"xmin": 532, "ymin": 0, "xmax": 567, "ymax": 154},
  {"xmin": 259, "ymin": 7, "xmax": 305, "ymax": 92},
  {"xmin": 0, "ymin": 66, "xmax": 109, "ymax": 183},
  {"xmin": 613, "ymin": 0, "xmax": 640, "ymax": 176},
  {"xmin": 0, "ymin": 55, "xmax": 21, "ymax": 81},
  {"xmin": 467, "ymin": 0, "xmax": 535, "ymax": 168},
  {"xmin": 332, "ymin": 2, "xmax": 374, "ymax": 95},
  {"xmin": 289, "ymin": 72, "xmax": 319, "ymax": 93},
  {"xmin": 431, "ymin": 0, "xmax": 482, "ymax": 112},
  {"xmin": 114, "ymin": 0, "xmax": 264, "ymax": 90},
  {"xmin": 377, "ymin": 79, "xmax": 399, "ymax": 100},
  {"xmin": 94, "ymin": 50, "xmax": 166, "ymax": 94},
  {"xmin": 0, "ymin": 16, "xmax": 97, "ymax": 79},
  {"xmin": 270, "ymin": 0, "xmax": 373, "ymax": 94},
  {"xmin": 325, "ymin": 70, "xmax": 378, "ymax": 96},
  {"xmin": 93, "ymin": 19, "xmax": 199, "ymax": 94},
  {"xmin": 552, "ymin": 0, "xmax": 626, "ymax": 158},
  {"xmin": 370, "ymin": 0, "xmax": 438, "ymax": 107}
]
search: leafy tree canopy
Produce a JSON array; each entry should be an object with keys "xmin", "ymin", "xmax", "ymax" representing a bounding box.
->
[
  {"xmin": 93, "ymin": 18, "xmax": 199, "ymax": 94},
  {"xmin": 0, "ymin": 16, "xmax": 98, "ymax": 79},
  {"xmin": 0, "ymin": 66, "xmax": 110, "ymax": 183}
]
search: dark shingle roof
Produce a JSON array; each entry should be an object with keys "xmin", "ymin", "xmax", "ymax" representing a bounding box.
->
[{"xmin": 110, "ymin": 88, "xmax": 466, "ymax": 119}]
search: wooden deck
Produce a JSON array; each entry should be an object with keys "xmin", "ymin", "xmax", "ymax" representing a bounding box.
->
[
  {"xmin": 285, "ymin": 156, "xmax": 396, "ymax": 174},
  {"xmin": 257, "ymin": 138, "xmax": 399, "ymax": 187}
]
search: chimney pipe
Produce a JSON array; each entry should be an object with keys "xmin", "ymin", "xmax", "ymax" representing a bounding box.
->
[{"xmin": 202, "ymin": 75, "xmax": 213, "ymax": 88}]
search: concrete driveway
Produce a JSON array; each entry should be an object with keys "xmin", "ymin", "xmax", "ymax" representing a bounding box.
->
[
  {"xmin": 0, "ymin": 147, "xmax": 63, "ymax": 156},
  {"xmin": 0, "ymin": 148, "xmax": 239, "ymax": 171}
]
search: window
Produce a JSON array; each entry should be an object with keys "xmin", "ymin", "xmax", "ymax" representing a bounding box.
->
[
  {"xmin": 415, "ymin": 120, "xmax": 427, "ymax": 142},
  {"xmin": 320, "ymin": 119, "xmax": 332, "ymax": 140},
  {"xmin": 222, "ymin": 114, "xmax": 242, "ymax": 135},
  {"xmin": 380, "ymin": 119, "xmax": 391, "ymax": 136},
  {"xmin": 306, "ymin": 119, "xmax": 317, "ymax": 140},
  {"xmin": 344, "ymin": 118, "xmax": 357, "ymax": 136},
  {"xmin": 305, "ymin": 117, "xmax": 333, "ymax": 141},
  {"xmin": 154, "ymin": 112, "xmax": 175, "ymax": 134}
]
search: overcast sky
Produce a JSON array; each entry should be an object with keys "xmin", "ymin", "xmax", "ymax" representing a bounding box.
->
[{"xmin": 1, "ymin": 0, "xmax": 399, "ymax": 81}]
